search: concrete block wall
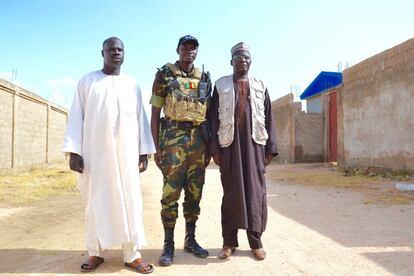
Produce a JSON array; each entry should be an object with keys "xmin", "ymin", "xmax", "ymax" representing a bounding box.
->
[
  {"xmin": 0, "ymin": 79, "xmax": 68, "ymax": 169},
  {"xmin": 48, "ymin": 107, "xmax": 69, "ymax": 162},
  {"xmin": 272, "ymin": 93, "xmax": 295, "ymax": 163},
  {"xmin": 14, "ymin": 95, "xmax": 48, "ymax": 167},
  {"xmin": 294, "ymin": 112, "xmax": 324, "ymax": 162},
  {"xmin": 271, "ymin": 93, "xmax": 325, "ymax": 163},
  {"xmin": 340, "ymin": 37, "xmax": 414, "ymax": 171},
  {"xmin": 0, "ymin": 87, "xmax": 14, "ymax": 169}
]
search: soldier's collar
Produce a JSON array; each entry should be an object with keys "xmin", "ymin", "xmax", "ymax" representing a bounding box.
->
[{"xmin": 175, "ymin": 62, "xmax": 195, "ymax": 77}]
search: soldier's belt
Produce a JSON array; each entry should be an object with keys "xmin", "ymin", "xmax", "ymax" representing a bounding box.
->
[{"xmin": 164, "ymin": 118, "xmax": 203, "ymax": 128}]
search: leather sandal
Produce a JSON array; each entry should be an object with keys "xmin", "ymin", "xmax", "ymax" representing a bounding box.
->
[
  {"xmin": 80, "ymin": 256, "xmax": 104, "ymax": 272},
  {"xmin": 218, "ymin": 246, "xmax": 236, "ymax": 259},
  {"xmin": 252, "ymin": 248, "xmax": 266, "ymax": 260},
  {"xmin": 125, "ymin": 258, "xmax": 154, "ymax": 274}
]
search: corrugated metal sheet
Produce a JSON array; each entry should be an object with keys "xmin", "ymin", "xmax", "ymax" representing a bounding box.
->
[{"xmin": 300, "ymin": 71, "xmax": 342, "ymax": 100}]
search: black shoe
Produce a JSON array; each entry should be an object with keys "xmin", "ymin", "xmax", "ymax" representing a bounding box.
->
[
  {"xmin": 184, "ymin": 223, "xmax": 209, "ymax": 258},
  {"xmin": 159, "ymin": 228, "xmax": 174, "ymax": 266}
]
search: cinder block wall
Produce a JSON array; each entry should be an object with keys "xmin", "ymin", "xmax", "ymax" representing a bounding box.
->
[
  {"xmin": 294, "ymin": 112, "xmax": 324, "ymax": 162},
  {"xmin": 340, "ymin": 37, "xmax": 414, "ymax": 171},
  {"xmin": 0, "ymin": 79, "xmax": 68, "ymax": 169},
  {"xmin": 271, "ymin": 93, "xmax": 325, "ymax": 163},
  {"xmin": 0, "ymin": 86, "xmax": 14, "ymax": 169},
  {"xmin": 14, "ymin": 95, "xmax": 48, "ymax": 167},
  {"xmin": 272, "ymin": 93, "xmax": 295, "ymax": 163},
  {"xmin": 48, "ymin": 107, "xmax": 69, "ymax": 162}
]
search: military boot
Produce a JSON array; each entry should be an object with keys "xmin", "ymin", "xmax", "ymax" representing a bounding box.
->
[
  {"xmin": 183, "ymin": 222, "xmax": 209, "ymax": 258},
  {"xmin": 159, "ymin": 228, "xmax": 174, "ymax": 266}
]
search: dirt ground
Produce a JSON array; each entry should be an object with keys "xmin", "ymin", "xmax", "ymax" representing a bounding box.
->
[{"xmin": 0, "ymin": 162, "xmax": 413, "ymax": 275}]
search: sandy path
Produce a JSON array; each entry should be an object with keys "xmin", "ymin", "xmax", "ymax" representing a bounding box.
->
[{"xmin": 0, "ymin": 162, "xmax": 413, "ymax": 275}]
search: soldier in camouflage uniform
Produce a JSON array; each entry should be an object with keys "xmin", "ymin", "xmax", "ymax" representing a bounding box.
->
[{"xmin": 150, "ymin": 35, "xmax": 211, "ymax": 266}]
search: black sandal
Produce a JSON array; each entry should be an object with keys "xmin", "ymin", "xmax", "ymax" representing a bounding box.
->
[{"xmin": 80, "ymin": 256, "xmax": 104, "ymax": 272}]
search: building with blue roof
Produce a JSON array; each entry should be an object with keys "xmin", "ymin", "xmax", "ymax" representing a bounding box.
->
[{"xmin": 300, "ymin": 71, "xmax": 342, "ymax": 113}]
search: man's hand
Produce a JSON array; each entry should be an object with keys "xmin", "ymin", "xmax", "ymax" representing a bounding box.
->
[
  {"xmin": 154, "ymin": 149, "xmax": 162, "ymax": 170},
  {"xmin": 265, "ymin": 154, "xmax": 273, "ymax": 166},
  {"xmin": 212, "ymin": 154, "xmax": 220, "ymax": 166},
  {"xmin": 139, "ymin": 155, "xmax": 148, "ymax": 172},
  {"xmin": 69, "ymin": 153, "xmax": 84, "ymax": 173}
]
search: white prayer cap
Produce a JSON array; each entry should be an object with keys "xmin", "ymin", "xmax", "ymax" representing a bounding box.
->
[{"xmin": 231, "ymin": 42, "xmax": 251, "ymax": 56}]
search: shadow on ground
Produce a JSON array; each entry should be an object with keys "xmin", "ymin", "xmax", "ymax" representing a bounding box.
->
[
  {"xmin": 265, "ymin": 163, "xmax": 414, "ymax": 275},
  {"xmin": 0, "ymin": 247, "xmax": 244, "ymax": 274}
]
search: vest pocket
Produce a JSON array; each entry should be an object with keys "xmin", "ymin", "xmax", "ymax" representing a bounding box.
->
[
  {"xmin": 217, "ymin": 120, "xmax": 233, "ymax": 147},
  {"xmin": 217, "ymin": 86, "xmax": 234, "ymax": 147},
  {"xmin": 257, "ymin": 111, "xmax": 266, "ymax": 125},
  {"xmin": 218, "ymin": 105, "xmax": 232, "ymax": 120},
  {"xmin": 254, "ymin": 87, "xmax": 265, "ymax": 100}
]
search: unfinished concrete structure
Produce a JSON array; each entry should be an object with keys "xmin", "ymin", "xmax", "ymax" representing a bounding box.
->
[
  {"xmin": 272, "ymin": 94, "xmax": 324, "ymax": 163},
  {"xmin": 338, "ymin": 38, "xmax": 414, "ymax": 171},
  {"xmin": 272, "ymin": 37, "xmax": 414, "ymax": 172}
]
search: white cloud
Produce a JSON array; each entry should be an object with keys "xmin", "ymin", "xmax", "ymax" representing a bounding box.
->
[
  {"xmin": 49, "ymin": 88, "xmax": 70, "ymax": 108},
  {"xmin": 47, "ymin": 76, "xmax": 77, "ymax": 109},
  {"xmin": 47, "ymin": 76, "xmax": 77, "ymax": 87}
]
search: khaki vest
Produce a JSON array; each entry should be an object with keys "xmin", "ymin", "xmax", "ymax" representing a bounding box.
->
[
  {"xmin": 215, "ymin": 75, "xmax": 268, "ymax": 147},
  {"xmin": 163, "ymin": 63, "xmax": 207, "ymax": 125}
]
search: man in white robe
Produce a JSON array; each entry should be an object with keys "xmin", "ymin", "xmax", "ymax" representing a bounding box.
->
[{"xmin": 62, "ymin": 37, "xmax": 155, "ymax": 273}]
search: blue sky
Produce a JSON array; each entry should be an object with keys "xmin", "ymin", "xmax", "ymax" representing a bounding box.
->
[{"xmin": 1, "ymin": 0, "xmax": 414, "ymax": 110}]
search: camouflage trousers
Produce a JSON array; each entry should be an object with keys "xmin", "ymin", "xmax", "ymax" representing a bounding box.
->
[{"xmin": 159, "ymin": 120, "xmax": 207, "ymax": 229}]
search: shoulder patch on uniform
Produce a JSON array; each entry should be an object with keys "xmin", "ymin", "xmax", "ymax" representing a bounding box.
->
[{"xmin": 165, "ymin": 63, "xmax": 181, "ymax": 76}]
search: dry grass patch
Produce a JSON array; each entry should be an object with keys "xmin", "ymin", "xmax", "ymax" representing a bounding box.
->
[
  {"xmin": 363, "ymin": 189, "xmax": 414, "ymax": 206},
  {"xmin": 268, "ymin": 171, "xmax": 376, "ymax": 188},
  {"xmin": 267, "ymin": 163, "xmax": 414, "ymax": 206},
  {"xmin": 0, "ymin": 163, "xmax": 77, "ymax": 206}
]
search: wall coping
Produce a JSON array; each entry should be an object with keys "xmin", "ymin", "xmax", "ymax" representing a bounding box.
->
[{"xmin": 0, "ymin": 78, "xmax": 68, "ymax": 114}]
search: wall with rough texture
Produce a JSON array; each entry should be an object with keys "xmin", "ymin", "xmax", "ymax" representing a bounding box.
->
[
  {"xmin": 341, "ymin": 37, "xmax": 414, "ymax": 171},
  {"xmin": 272, "ymin": 93, "xmax": 325, "ymax": 163},
  {"xmin": 272, "ymin": 93, "xmax": 295, "ymax": 163},
  {"xmin": 13, "ymin": 95, "xmax": 48, "ymax": 167},
  {"xmin": 48, "ymin": 107, "xmax": 69, "ymax": 162},
  {"xmin": 0, "ymin": 87, "xmax": 14, "ymax": 169},
  {"xmin": 0, "ymin": 79, "xmax": 68, "ymax": 169},
  {"xmin": 294, "ymin": 112, "xmax": 324, "ymax": 162}
]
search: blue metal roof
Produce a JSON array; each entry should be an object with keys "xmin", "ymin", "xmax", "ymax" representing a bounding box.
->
[{"xmin": 300, "ymin": 71, "xmax": 342, "ymax": 100}]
